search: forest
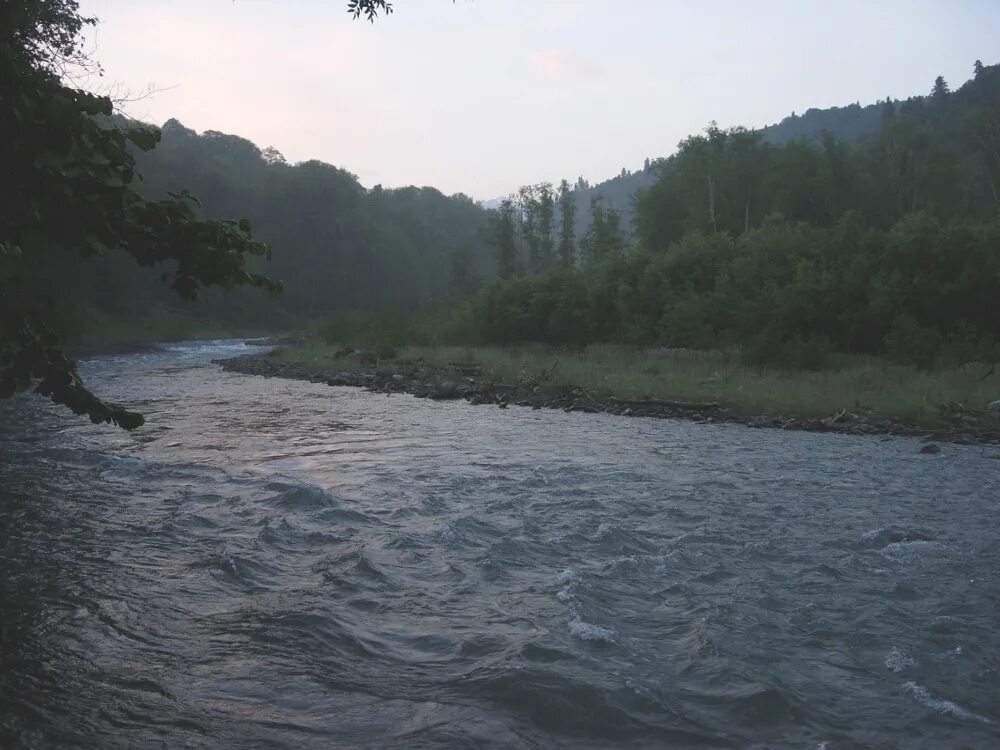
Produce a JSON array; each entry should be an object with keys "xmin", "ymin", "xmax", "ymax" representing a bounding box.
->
[
  {"xmin": 19, "ymin": 43, "xmax": 1000, "ymax": 374},
  {"xmin": 464, "ymin": 63, "xmax": 1000, "ymax": 368},
  {"xmin": 50, "ymin": 119, "xmax": 493, "ymax": 339}
]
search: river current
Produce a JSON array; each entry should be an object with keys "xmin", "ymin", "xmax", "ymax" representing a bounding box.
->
[{"xmin": 0, "ymin": 340, "xmax": 997, "ymax": 748}]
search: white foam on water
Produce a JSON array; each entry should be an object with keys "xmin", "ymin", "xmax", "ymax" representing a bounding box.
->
[
  {"xmin": 569, "ymin": 618, "xmax": 616, "ymax": 643},
  {"xmin": 555, "ymin": 567, "xmax": 612, "ymax": 642},
  {"xmin": 743, "ymin": 538, "xmax": 774, "ymax": 553},
  {"xmin": 861, "ymin": 527, "xmax": 886, "ymax": 542},
  {"xmin": 880, "ymin": 540, "xmax": 942, "ymax": 561},
  {"xmin": 592, "ymin": 521, "xmax": 615, "ymax": 540},
  {"xmin": 607, "ymin": 554, "xmax": 637, "ymax": 570},
  {"xmin": 903, "ymin": 682, "xmax": 992, "ymax": 723},
  {"xmin": 884, "ymin": 646, "xmax": 917, "ymax": 672},
  {"xmin": 555, "ymin": 568, "xmax": 580, "ymax": 603},
  {"xmin": 934, "ymin": 645, "xmax": 963, "ymax": 661},
  {"xmin": 625, "ymin": 677, "xmax": 654, "ymax": 699},
  {"xmin": 602, "ymin": 553, "xmax": 672, "ymax": 577},
  {"xmin": 555, "ymin": 568, "xmax": 578, "ymax": 586},
  {"xmin": 554, "ymin": 568, "xmax": 581, "ymax": 604}
]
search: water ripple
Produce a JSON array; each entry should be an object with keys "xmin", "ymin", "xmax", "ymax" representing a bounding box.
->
[{"xmin": 1, "ymin": 340, "xmax": 998, "ymax": 748}]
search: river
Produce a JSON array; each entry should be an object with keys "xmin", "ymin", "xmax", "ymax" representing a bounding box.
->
[{"xmin": 1, "ymin": 340, "xmax": 997, "ymax": 748}]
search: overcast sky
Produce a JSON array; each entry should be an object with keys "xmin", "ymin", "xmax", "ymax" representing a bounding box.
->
[{"xmin": 79, "ymin": 0, "xmax": 1000, "ymax": 200}]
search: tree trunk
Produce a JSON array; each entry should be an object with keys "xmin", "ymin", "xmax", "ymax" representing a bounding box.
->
[{"xmin": 707, "ymin": 169, "xmax": 717, "ymax": 233}]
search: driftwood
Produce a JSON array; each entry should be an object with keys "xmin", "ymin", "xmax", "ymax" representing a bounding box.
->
[
  {"xmin": 608, "ymin": 396, "xmax": 721, "ymax": 411},
  {"xmin": 824, "ymin": 408, "xmax": 848, "ymax": 425}
]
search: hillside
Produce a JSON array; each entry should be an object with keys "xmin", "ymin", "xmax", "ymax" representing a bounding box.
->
[
  {"xmin": 464, "ymin": 59, "xmax": 1000, "ymax": 370},
  {"xmin": 761, "ymin": 100, "xmax": 890, "ymax": 146},
  {"xmin": 56, "ymin": 62, "xmax": 999, "ymax": 345},
  {"xmin": 562, "ymin": 65, "xmax": 986, "ymax": 237},
  {"xmin": 545, "ymin": 97, "xmax": 887, "ymax": 242},
  {"xmin": 58, "ymin": 121, "xmax": 495, "ymax": 338}
]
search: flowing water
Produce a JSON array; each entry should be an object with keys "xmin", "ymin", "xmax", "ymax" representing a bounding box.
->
[{"xmin": 1, "ymin": 340, "xmax": 998, "ymax": 749}]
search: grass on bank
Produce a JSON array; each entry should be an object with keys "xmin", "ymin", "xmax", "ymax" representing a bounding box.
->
[{"xmin": 270, "ymin": 342, "xmax": 1000, "ymax": 429}]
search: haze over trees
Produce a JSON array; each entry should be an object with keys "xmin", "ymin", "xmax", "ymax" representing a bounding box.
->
[{"xmin": 128, "ymin": 121, "xmax": 491, "ymax": 319}]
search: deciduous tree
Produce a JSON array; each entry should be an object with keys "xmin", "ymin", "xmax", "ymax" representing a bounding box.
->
[{"xmin": 0, "ymin": 0, "xmax": 398, "ymax": 428}]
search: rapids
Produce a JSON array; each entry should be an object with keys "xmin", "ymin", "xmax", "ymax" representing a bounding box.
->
[{"xmin": 1, "ymin": 341, "xmax": 997, "ymax": 748}]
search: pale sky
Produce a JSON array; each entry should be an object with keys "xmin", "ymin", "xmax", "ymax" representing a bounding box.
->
[{"xmin": 79, "ymin": 0, "xmax": 1000, "ymax": 201}]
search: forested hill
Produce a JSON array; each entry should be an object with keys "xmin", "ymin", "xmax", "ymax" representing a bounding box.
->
[
  {"xmin": 64, "ymin": 61, "xmax": 997, "ymax": 349},
  {"xmin": 564, "ymin": 69, "xmax": 962, "ymax": 237},
  {"xmin": 64, "ymin": 120, "xmax": 493, "ymax": 335},
  {"xmin": 762, "ymin": 100, "xmax": 888, "ymax": 146},
  {"xmin": 471, "ymin": 61, "xmax": 1000, "ymax": 368},
  {"xmin": 566, "ymin": 167, "xmax": 657, "ymax": 241},
  {"xmin": 140, "ymin": 121, "xmax": 492, "ymax": 309}
]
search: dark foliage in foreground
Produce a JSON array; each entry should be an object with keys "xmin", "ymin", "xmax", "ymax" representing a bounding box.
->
[
  {"xmin": 0, "ymin": 0, "xmax": 413, "ymax": 428},
  {"xmin": 1, "ymin": 1, "xmax": 282, "ymax": 428}
]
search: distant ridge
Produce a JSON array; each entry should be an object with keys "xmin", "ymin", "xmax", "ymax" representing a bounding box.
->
[{"xmin": 490, "ymin": 72, "xmax": 950, "ymax": 237}]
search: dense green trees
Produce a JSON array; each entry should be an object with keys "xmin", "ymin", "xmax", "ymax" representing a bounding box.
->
[
  {"xmin": 557, "ymin": 179, "xmax": 576, "ymax": 266},
  {"xmin": 580, "ymin": 197, "xmax": 627, "ymax": 265},
  {"xmin": 487, "ymin": 182, "xmax": 579, "ymax": 275},
  {"xmin": 130, "ymin": 122, "xmax": 491, "ymax": 316},
  {"xmin": 468, "ymin": 64, "xmax": 1000, "ymax": 368},
  {"xmin": 633, "ymin": 66, "xmax": 1000, "ymax": 253},
  {"xmin": 489, "ymin": 199, "xmax": 518, "ymax": 279},
  {"xmin": 46, "ymin": 120, "xmax": 494, "ymax": 332},
  {"xmin": 467, "ymin": 213, "xmax": 1000, "ymax": 368}
]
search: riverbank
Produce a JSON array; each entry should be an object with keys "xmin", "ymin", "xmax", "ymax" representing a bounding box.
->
[{"xmin": 215, "ymin": 343, "xmax": 1000, "ymax": 446}]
